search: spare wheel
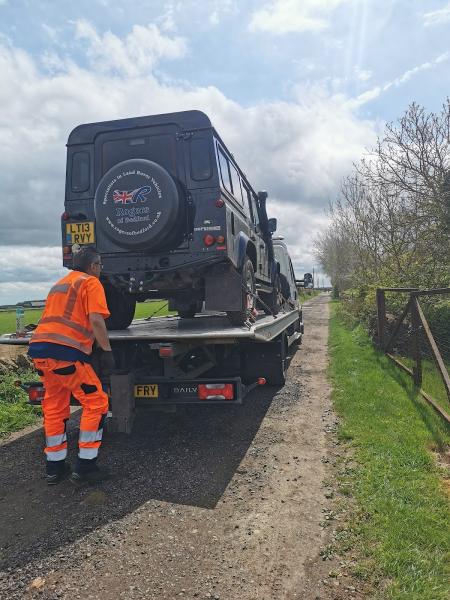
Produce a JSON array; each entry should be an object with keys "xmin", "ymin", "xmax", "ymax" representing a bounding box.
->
[{"xmin": 95, "ymin": 158, "xmax": 180, "ymax": 250}]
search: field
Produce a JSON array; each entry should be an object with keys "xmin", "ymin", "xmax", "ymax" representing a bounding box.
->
[
  {"xmin": 0, "ymin": 301, "xmax": 172, "ymax": 336},
  {"xmin": 329, "ymin": 302, "xmax": 450, "ymax": 599}
]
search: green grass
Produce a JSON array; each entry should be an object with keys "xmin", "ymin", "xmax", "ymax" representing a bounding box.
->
[
  {"xmin": 329, "ymin": 302, "xmax": 450, "ymax": 599},
  {"xmin": 0, "ymin": 301, "xmax": 173, "ymax": 335},
  {"xmin": 299, "ymin": 289, "xmax": 321, "ymax": 303},
  {"xmin": 398, "ymin": 356, "xmax": 450, "ymax": 416},
  {"xmin": 0, "ymin": 369, "xmax": 40, "ymax": 436}
]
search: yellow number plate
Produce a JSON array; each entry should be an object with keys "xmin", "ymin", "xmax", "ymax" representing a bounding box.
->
[
  {"xmin": 66, "ymin": 222, "xmax": 95, "ymax": 245},
  {"xmin": 134, "ymin": 384, "xmax": 159, "ymax": 398}
]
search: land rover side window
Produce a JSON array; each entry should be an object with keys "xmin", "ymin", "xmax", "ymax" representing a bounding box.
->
[
  {"xmin": 249, "ymin": 193, "xmax": 260, "ymax": 227},
  {"xmin": 217, "ymin": 145, "xmax": 232, "ymax": 193},
  {"xmin": 190, "ymin": 138, "xmax": 212, "ymax": 181},
  {"xmin": 241, "ymin": 182, "xmax": 253, "ymax": 219},
  {"xmin": 229, "ymin": 162, "xmax": 243, "ymax": 205},
  {"xmin": 71, "ymin": 151, "xmax": 90, "ymax": 193}
]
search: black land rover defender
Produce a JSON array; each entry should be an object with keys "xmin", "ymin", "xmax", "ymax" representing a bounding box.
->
[{"xmin": 62, "ymin": 110, "xmax": 280, "ymax": 329}]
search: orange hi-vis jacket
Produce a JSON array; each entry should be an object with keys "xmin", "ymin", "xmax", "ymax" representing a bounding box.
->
[{"xmin": 30, "ymin": 271, "xmax": 110, "ymax": 355}]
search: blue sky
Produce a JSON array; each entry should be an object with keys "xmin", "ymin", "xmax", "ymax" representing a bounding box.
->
[{"xmin": 0, "ymin": 0, "xmax": 449, "ymax": 302}]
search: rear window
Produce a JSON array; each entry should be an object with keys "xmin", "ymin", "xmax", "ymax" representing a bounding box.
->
[
  {"xmin": 71, "ymin": 151, "xmax": 90, "ymax": 192},
  {"xmin": 102, "ymin": 134, "xmax": 176, "ymax": 177},
  {"xmin": 189, "ymin": 138, "xmax": 212, "ymax": 181}
]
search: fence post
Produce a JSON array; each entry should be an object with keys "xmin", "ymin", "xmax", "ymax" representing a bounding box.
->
[
  {"xmin": 411, "ymin": 296, "xmax": 422, "ymax": 388},
  {"xmin": 376, "ymin": 288, "xmax": 386, "ymax": 350}
]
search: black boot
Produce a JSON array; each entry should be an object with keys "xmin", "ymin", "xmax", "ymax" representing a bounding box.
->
[
  {"xmin": 70, "ymin": 457, "xmax": 111, "ymax": 486},
  {"xmin": 46, "ymin": 460, "xmax": 71, "ymax": 485}
]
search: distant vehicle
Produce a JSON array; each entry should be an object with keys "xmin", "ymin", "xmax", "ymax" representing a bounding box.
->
[{"xmin": 62, "ymin": 110, "xmax": 280, "ymax": 328}]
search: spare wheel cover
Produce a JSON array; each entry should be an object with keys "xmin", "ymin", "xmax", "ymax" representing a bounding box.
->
[{"xmin": 95, "ymin": 158, "xmax": 180, "ymax": 249}]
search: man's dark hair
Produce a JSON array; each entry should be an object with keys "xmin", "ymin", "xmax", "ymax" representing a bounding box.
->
[{"xmin": 72, "ymin": 246, "xmax": 100, "ymax": 273}]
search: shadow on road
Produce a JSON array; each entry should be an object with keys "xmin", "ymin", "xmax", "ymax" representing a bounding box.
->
[{"xmin": 0, "ymin": 383, "xmax": 279, "ymax": 570}]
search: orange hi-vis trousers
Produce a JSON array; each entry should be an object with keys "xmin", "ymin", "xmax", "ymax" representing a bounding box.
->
[{"xmin": 32, "ymin": 358, "xmax": 109, "ymax": 461}]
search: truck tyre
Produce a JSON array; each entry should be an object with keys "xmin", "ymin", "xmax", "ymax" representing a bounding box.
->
[
  {"xmin": 94, "ymin": 158, "xmax": 181, "ymax": 251},
  {"xmin": 227, "ymin": 258, "xmax": 256, "ymax": 326},
  {"xmin": 265, "ymin": 333, "xmax": 287, "ymax": 385},
  {"xmin": 103, "ymin": 283, "xmax": 136, "ymax": 330}
]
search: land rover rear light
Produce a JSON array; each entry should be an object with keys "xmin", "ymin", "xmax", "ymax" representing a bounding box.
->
[
  {"xmin": 198, "ymin": 383, "xmax": 234, "ymax": 400},
  {"xmin": 62, "ymin": 211, "xmax": 70, "ymax": 221},
  {"xmin": 203, "ymin": 234, "xmax": 215, "ymax": 246},
  {"xmin": 26, "ymin": 385, "xmax": 45, "ymax": 404},
  {"xmin": 216, "ymin": 235, "xmax": 225, "ymax": 244},
  {"xmin": 63, "ymin": 246, "xmax": 71, "ymax": 255},
  {"xmin": 215, "ymin": 198, "xmax": 225, "ymax": 208}
]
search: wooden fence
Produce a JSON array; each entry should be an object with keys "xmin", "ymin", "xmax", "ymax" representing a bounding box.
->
[{"xmin": 376, "ymin": 288, "xmax": 450, "ymax": 424}]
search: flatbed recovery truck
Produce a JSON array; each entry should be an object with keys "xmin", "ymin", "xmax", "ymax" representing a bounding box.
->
[{"xmin": 0, "ymin": 307, "xmax": 303, "ymax": 433}]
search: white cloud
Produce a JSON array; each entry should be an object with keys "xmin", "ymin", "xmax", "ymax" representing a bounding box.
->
[
  {"xmin": 423, "ymin": 2, "xmax": 450, "ymax": 26},
  {"xmin": 249, "ymin": 0, "xmax": 352, "ymax": 34},
  {"xmin": 0, "ymin": 20, "xmax": 378, "ymax": 302},
  {"xmin": 350, "ymin": 52, "xmax": 450, "ymax": 107},
  {"xmin": 74, "ymin": 20, "xmax": 187, "ymax": 76}
]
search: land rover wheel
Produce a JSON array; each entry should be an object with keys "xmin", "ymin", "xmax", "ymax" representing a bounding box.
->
[
  {"xmin": 227, "ymin": 258, "xmax": 256, "ymax": 326},
  {"xmin": 261, "ymin": 272, "xmax": 281, "ymax": 316},
  {"xmin": 178, "ymin": 301, "xmax": 203, "ymax": 319},
  {"xmin": 103, "ymin": 283, "xmax": 136, "ymax": 330}
]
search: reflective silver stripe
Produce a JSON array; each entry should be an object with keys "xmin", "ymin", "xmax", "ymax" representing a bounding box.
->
[
  {"xmin": 45, "ymin": 448, "xmax": 67, "ymax": 461},
  {"xmin": 39, "ymin": 317, "xmax": 94, "ymax": 340},
  {"xmin": 63, "ymin": 275, "xmax": 89, "ymax": 320},
  {"xmin": 30, "ymin": 332, "xmax": 92, "ymax": 354},
  {"xmin": 48, "ymin": 283, "xmax": 70, "ymax": 296},
  {"xmin": 79, "ymin": 429, "xmax": 103, "ymax": 443},
  {"xmin": 78, "ymin": 447, "xmax": 99, "ymax": 459},
  {"xmin": 46, "ymin": 433, "xmax": 67, "ymax": 447}
]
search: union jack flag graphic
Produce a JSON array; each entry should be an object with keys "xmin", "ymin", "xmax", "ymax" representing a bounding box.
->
[
  {"xmin": 113, "ymin": 190, "xmax": 133, "ymax": 204},
  {"xmin": 113, "ymin": 185, "xmax": 152, "ymax": 204}
]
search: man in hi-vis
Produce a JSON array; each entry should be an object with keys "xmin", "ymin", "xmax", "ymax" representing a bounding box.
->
[{"xmin": 28, "ymin": 246, "xmax": 115, "ymax": 485}]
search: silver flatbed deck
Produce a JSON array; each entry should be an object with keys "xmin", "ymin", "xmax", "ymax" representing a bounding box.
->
[{"xmin": 0, "ymin": 309, "xmax": 300, "ymax": 345}]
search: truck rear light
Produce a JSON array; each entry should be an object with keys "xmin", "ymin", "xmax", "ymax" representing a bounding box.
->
[
  {"xmin": 159, "ymin": 345, "xmax": 173, "ymax": 358},
  {"xmin": 216, "ymin": 235, "xmax": 225, "ymax": 244},
  {"xmin": 198, "ymin": 383, "xmax": 234, "ymax": 400},
  {"xmin": 257, "ymin": 377, "xmax": 267, "ymax": 385},
  {"xmin": 203, "ymin": 234, "xmax": 215, "ymax": 247},
  {"xmin": 215, "ymin": 198, "xmax": 225, "ymax": 208},
  {"xmin": 28, "ymin": 386, "xmax": 45, "ymax": 403}
]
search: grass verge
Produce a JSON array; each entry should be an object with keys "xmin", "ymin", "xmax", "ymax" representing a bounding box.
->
[
  {"xmin": 329, "ymin": 302, "xmax": 450, "ymax": 599},
  {"xmin": 0, "ymin": 369, "xmax": 40, "ymax": 436}
]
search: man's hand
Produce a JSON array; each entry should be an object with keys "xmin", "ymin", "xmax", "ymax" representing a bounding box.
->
[{"xmin": 100, "ymin": 350, "xmax": 116, "ymax": 376}]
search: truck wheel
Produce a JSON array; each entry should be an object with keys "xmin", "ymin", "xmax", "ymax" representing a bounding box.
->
[
  {"xmin": 103, "ymin": 283, "xmax": 136, "ymax": 330},
  {"xmin": 265, "ymin": 333, "xmax": 287, "ymax": 385},
  {"xmin": 178, "ymin": 301, "xmax": 203, "ymax": 319},
  {"xmin": 227, "ymin": 258, "xmax": 256, "ymax": 326}
]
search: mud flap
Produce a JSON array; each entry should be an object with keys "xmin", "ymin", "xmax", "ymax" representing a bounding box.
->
[{"xmin": 205, "ymin": 265, "xmax": 243, "ymax": 312}]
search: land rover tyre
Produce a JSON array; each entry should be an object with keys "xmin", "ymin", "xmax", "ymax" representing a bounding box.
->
[
  {"xmin": 227, "ymin": 258, "xmax": 256, "ymax": 326},
  {"xmin": 94, "ymin": 158, "xmax": 181, "ymax": 251},
  {"xmin": 178, "ymin": 301, "xmax": 203, "ymax": 319},
  {"xmin": 103, "ymin": 283, "xmax": 136, "ymax": 330},
  {"xmin": 261, "ymin": 272, "xmax": 281, "ymax": 316}
]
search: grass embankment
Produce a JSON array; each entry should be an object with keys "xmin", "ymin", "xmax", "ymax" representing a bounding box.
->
[
  {"xmin": 0, "ymin": 370, "xmax": 40, "ymax": 436},
  {"xmin": 299, "ymin": 289, "xmax": 321, "ymax": 303},
  {"xmin": 329, "ymin": 303, "xmax": 450, "ymax": 599}
]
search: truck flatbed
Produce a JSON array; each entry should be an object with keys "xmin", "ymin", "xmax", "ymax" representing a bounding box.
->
[{"xmin": 0, "ymin": 308, "xmax": 301, "ymax": 345}]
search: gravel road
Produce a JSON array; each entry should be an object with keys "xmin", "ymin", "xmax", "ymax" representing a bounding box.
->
[{"xmin": 0, "ymin": 294, "xmax": 339, "ymax": 600}]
